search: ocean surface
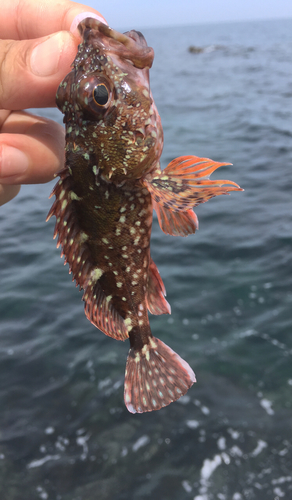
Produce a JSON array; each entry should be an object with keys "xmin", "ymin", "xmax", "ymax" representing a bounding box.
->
[{"xmin": 0, "ymin": 18, "xmax": 292, "ymax": 500}]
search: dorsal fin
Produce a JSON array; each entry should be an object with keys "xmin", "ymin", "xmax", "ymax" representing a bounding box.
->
[
  {"xmin": 47, "ymin": 171, "xmax": 128, "ymax": 341},
  {"xmin": 83, "ymin": 278, "xmax": 128, "ymax": 340}
]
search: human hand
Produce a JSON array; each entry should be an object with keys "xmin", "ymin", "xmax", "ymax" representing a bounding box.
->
[{"xmin": 0, "ymin": 0, "xmax": 107, "ymax": 206}]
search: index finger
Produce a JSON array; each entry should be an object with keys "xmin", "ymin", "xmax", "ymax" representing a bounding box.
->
[{"xmin": 1, "ymin": 0, "xmax": 106, "ymax": 39}]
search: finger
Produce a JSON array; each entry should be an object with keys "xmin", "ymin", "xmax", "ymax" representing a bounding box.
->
[
  {"xmin": 0, "ymin": 4, "xmax": 107, "ymax": 109},
  {"xmin": 1, "ymin": 0, "xmax": 106, "ymax": 39},
  {"xmin": 0, "ymin": 33, "xmax": 79, "ymax": 109},
  {"xmin": 0, "ymin": 184, "xmax": 21, "ymax": 206},
  {"xmin": 0, "ymin": 111, "xmax": 65, "ymax": 185}
]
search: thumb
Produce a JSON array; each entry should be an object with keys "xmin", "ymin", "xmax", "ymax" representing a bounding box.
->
[{"xmin": 0, "ymin": 31, "xmax": 78, "ymax": 110}]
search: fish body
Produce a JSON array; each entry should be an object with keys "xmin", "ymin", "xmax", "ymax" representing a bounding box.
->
[{"xmin": 47, "ymin": 18, "xmax": 242, "ymax": 413}]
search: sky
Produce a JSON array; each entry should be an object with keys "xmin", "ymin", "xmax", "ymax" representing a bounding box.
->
[{"xmin": 83, "ymin": 0, "xmax": 292, "ymax": 29}]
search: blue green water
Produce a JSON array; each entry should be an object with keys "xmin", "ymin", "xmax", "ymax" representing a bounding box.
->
[{"xmin": 0, "ymin": 18, "xmax": 292, "ymax": 500}]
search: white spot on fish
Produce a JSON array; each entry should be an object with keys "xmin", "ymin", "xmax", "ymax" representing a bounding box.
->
[
  {"xmin": 91, "ymin": 268, "xmax": 103, "ymax": 282},
  {"xmin": 124, "ymin": 317, "xmax": 133, "ymax": 332},
  {"xmin": 70, "ymin": 191, "xmax": 81, "ymax": 201},
  {"xmin": 80, "ymin": 232, "xmax": 88, "ymax": 243}
]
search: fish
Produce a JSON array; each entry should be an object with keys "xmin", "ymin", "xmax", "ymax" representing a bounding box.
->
[{"xmin": 47, "ymin": 18, "xmax": 242, "ymax": 413}]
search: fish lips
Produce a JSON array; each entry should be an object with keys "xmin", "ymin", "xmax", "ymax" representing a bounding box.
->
[
  {"xmin": 78, "ymin": 18, "xmax": 154, "ymax": 70},
  {"xmin": 77, "ymin": 18, "xmax": 154, "ymax": 110}
]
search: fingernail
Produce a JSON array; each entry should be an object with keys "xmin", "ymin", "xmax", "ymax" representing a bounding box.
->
[
  {"xmin": 0, "ymin": 146, "xmax": 29, "ymax": 178},
  {"xmin": 30, "ymin": 32, "xmax": 66, "ymax": 77},
  {"xmin": 70, "ymin": 12, "xmax": 108, "ymax": 35}
]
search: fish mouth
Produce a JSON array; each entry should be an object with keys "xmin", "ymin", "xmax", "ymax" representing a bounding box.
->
[{"xmin": 78, "ymin": 18, "xmax": 154, "ymax": 70}]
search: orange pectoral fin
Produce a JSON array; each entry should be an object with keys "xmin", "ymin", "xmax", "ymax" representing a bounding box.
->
[
  {"xmin": 144, "ymin": 155, "xmax": 243, "ymax": 213},
  {"xmin": 153, "ymin": 200, "xmax": 198, "ymax": 236}
]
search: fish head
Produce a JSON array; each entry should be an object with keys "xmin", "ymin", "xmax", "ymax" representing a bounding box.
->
[{"xmin": 56, "ymin": 18, "xmax": 163, "ymax": 182}]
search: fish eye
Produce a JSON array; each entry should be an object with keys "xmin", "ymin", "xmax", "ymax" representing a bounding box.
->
[{"xmin": 93, "ymin": 84, "xmax": 109, "ymax": 106}]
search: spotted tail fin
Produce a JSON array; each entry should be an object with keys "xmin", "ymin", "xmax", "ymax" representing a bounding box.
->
[{"xmin": 124, "ymin": 337, "xmax": 196, "ymax": 413}]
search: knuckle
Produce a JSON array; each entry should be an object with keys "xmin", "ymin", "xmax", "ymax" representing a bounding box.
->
[{"xmin": 0, "ymin": 40, "xmax": 28, "ymax": 109}]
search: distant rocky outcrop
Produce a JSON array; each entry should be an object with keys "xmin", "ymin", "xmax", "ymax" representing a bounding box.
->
[{"xmin": 188, "ymin": 44, "xmax": 226, "ymax": 54}]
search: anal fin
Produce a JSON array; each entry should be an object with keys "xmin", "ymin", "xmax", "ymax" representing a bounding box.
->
[
  {"xmin": 147, "ymin": 258, "xmax": 171, "ymax": 315},
  {"xmin": 124, "ymin": 337, "xmax": 196, "ymax": 413}
]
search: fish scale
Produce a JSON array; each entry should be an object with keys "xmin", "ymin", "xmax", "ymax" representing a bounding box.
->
[{"xmin": 47, "ymin": 17, "xmax": 242, "ymax": 413}]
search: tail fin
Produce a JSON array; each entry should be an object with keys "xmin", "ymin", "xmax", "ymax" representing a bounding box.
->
[{"xmin": 124, "ymin": 337, "xmax": 196, "ymax": 413}]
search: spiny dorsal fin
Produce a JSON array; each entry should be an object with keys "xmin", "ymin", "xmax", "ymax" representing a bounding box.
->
[
  {"xmin": 83, "ymin": 278, "xmax": 128, "ymax": 340},
  {"xmin": 47, "ymin": 172, "xmax": 128, "ymax": 341}
]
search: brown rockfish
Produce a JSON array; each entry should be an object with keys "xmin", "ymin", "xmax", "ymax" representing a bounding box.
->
[{"xmin": 47, "ymin": 18, "xmax": 242, "ymax": 413}]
